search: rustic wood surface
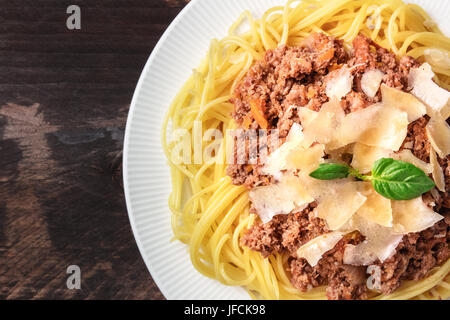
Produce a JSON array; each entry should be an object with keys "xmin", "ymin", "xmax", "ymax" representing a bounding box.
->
[{"xmin": 0, "ymin": 0, "xmax": 190, "ymax": 300}]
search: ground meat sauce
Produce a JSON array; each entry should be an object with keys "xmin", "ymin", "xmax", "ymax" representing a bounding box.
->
[{"xmin": 230, "ymin": 33, "xmax": 450, "ymax": 300}]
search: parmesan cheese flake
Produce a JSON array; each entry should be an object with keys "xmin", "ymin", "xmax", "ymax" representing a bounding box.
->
[
  {"xmin": 392, "ymin": 149, "xmax": 432, "ymax": 174},
  {"xmin": 408, "ymin": 63, "xmax": 450, "ymax": 118},
  {"xmin": 351, "ymin": 143, "xmax": 391, "ymax": 174},
  {"xmin": 343, "ymin": 215, "xmax": 403, "ymax": 266},
  {"xmin": 249, "ymin": 174, "xmax": 314, "ymax": 224},
  {"xmin": 357, "ymin": 186, "xmax": 393, "ymax": 227},
  {"xmin": 380, "ymin": 84, "xmax": 426, "ymax": 122},
  {"xmin": 325, "ymin": 67, "xmax": 353, "ymax": 100},
  {"xmin": 335, "ymin": 104, "xmax": 408, "ymax": 151},
  {"xmin": 429, "ymin": 147, "xmax": 446, "ymax": 192},
  {"xmin": 391, "ymin": 198, "xmax": 444, "ymax": 234},
  {"xmin": 315, "ymin": 180, "xmax": 367, "ymax": 230},
  {"xmin": 426, "ymin": 116, "xmax": 450, "ymax": 158},
  {"xmin": 424, "ymin": 48, "xmax": 450, "ymax": 70},
  {"xmin": 297, "ymin": 231, "xmax": 346, "ymax": 267},
  {"xmin": 361, "ymin": 69, "xmax": 384, "ymax": 98}
]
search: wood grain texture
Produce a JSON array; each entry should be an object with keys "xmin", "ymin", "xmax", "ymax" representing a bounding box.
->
[{"xmin": 0, "ymin": 0, "xmax": 190, "ymax": 300}]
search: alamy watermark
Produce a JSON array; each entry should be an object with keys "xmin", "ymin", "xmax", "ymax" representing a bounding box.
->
[
  {"xmin": 66, "ymin": 265, "xmax": 81, "ymax": 290},
  {"xmin": 169, "ymin": 120, "xmax": 282, "ymax": 166},
  {"xmin": 66, "ymin": 5, "xmax": 81, "ymax": 30},
  {"xmin": 366, "ymin": 265, "xmax": 382, "ymax": 291}
]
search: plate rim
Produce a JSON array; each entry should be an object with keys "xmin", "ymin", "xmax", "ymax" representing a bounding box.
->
[{"xmin": 122, "ymin": 0, "xmax": 202, "ymax": 300}]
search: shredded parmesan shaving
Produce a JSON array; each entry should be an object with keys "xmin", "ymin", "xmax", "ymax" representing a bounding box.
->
[
  {"xmin": 351, "ymin": 143, "xmax": 391, "ymax": 174},
  {"xmin": 326, "ymin": 144, "xmax": 355, "ymax": 162},
  {"xmin": 262, "ymin": 123, "xmax": 306, "ymax": 180},
  {"xmin": 299, "ymin": 101, "xmax": 409, "ymax": 152},
  {"xmin": 391, "ymin": 198, "xmax": 444, "ymax": 234},
  {"xmin": 361, "ymin": 69, "xmax": 384, "ymax": 98},
  {"xmin": 392, "ymin": 149, "xmax": 432, "ymax": 174},
  {"xmin": 349, "ymin": 146, "xmax": 433, "ymax": 179},
  {"xmin": 429, "ymin": 147, "xmax": 445, "ymax": 192},
  {"xmin": 286, "ymin": 143, "xmax": 325, "ymax": 174},
  {"xmin": 357, "ymin": 185, "xmax": 393, "ymax": 227},
  {"xmin": 249, "ymin": 174, "xmax": 313, "ymax": 224},
  {"xmin": 298, "ymin": 107, "xmax": 319, "ymax": 128},
  {"xmin": 325, "ymin": 67, "xmax": 353, "ymax": 100},
  {"xmin": 408, "ymin": 63, "xmax": 450, "ymax": 118},
  {"xmin": 424, "ymin": 48, "xmax": 450, "ymax": 70},
  {"xmin": 381, "ymin": 84, "xmax": 426, "ymax": 122},
  {"xmin": 302, "ymin": 98, "xmax": 345, "ymax": 147},
  {"xmin": 297, "ymin": 232, "xmax": 346, "ymax": 267},
  {"xmin": 426, "ymin": 116, "xmax": 450, "ymax": 158},
  {"xmin": 343, "ymin": 244, "xmax": 378, "ymax": 266},
  {"xmin": 342, "ymin": 215, "xmax": 403, "ymax": 266},
  {"xmin": 315, "ymin": 180, "xmax": 367, "ymax": 230},
  {"xmin": 262, "ymin": 123, "xmax": 325, "ymax": 179},
  {"xmin": 334, "ymin": 104, "xmax": 408, "ymax": 151}
]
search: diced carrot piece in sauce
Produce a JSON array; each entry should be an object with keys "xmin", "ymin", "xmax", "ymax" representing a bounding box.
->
[
  {"xmin": 250, "ymin": 99, "xmax": 268, "ymax": 129},
  {"xmin": 318, "ymin": 47, "xmax": 335, "ymax": 62},
  {"xmin": 242, "ymin": 116, "xmax": 252, "ymax": 129}
]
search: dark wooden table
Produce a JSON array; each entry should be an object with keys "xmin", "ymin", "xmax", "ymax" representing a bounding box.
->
[{"xmin": 0, "ymin": 0, "xmax": 190, "ymax": 299}]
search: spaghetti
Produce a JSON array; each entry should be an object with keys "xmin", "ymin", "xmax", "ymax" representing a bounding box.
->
[{"xmin": 161, "ymin": 0, "xmax": 450, "ymax": 300}]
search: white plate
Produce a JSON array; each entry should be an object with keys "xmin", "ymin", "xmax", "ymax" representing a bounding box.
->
[{"xmin": 123, "ymin": 0, "xmax": 449, "ymax": 300}]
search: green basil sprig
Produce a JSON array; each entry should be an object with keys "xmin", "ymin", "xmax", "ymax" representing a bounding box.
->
[
  {"xmin": 309, "ymin": 163, "xmax": 351, "ymax": 180},
  {"xmin": 309, "ymin": 158, "xmax": 435, "ymax": 200}
]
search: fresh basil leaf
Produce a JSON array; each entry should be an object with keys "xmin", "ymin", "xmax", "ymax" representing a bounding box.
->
[
  {"xmin": 370, "ymin": 158, "xmax": 435, "ymax": 200},
  {"xmin": 309, "ymin": 163, "xmax": 351, "ymax": 180}
]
